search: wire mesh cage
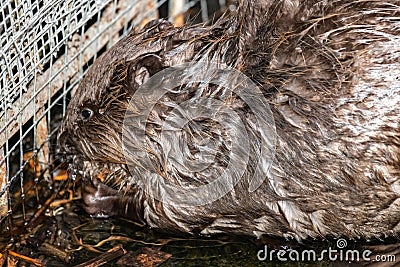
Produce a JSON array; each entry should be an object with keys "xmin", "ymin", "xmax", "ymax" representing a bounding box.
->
[
  {"xmin": 0, "ymin": 0, "xmax": 161, "ymax": 227},
  {"xmin": 0, "ymin": 0, "xmax": 233, "ymax": 264}
]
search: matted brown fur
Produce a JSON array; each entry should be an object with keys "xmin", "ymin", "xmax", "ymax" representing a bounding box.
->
[{"xmin": 57, "ymin": 0, "xmax": 400, "ymax": 241}]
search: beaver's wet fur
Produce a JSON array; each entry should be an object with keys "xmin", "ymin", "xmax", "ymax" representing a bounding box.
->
[{"xmin": 58, "ymin": 0, "xmax": 400, "ymax": 241}]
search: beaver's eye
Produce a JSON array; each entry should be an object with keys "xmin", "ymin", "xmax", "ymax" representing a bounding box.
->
[{"xmin": 81, "ymin": 108, "xmax": 93, "ymax": 121}]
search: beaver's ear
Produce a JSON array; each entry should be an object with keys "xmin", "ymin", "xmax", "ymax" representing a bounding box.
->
[{"xmin": 129, "ymin": 54, "xmax": 164, "ymax": 87}]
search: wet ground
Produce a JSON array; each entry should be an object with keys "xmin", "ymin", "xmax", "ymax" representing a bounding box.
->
[{"xmin": 0, "ymin": 200, "xmax": 334, "ymax": 266}]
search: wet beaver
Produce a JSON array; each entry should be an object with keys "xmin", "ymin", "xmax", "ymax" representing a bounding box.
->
[{"xmin": 57, "ymin": 0, "xmax": 400, "ymax": 241}]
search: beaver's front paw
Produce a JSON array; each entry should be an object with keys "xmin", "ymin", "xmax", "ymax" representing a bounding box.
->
[{"xmin": 82, "ymin": 179, "xmax": 121, "ymax": 218}]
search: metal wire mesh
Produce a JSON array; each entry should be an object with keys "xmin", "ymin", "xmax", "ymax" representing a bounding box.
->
[
  {"xmin": 0, "ymin": 0, "xmax": 231, "ymax": 234},
  {"xmin": 0, "ymin": 0, "xmax": 162, "ymax": 228}
]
